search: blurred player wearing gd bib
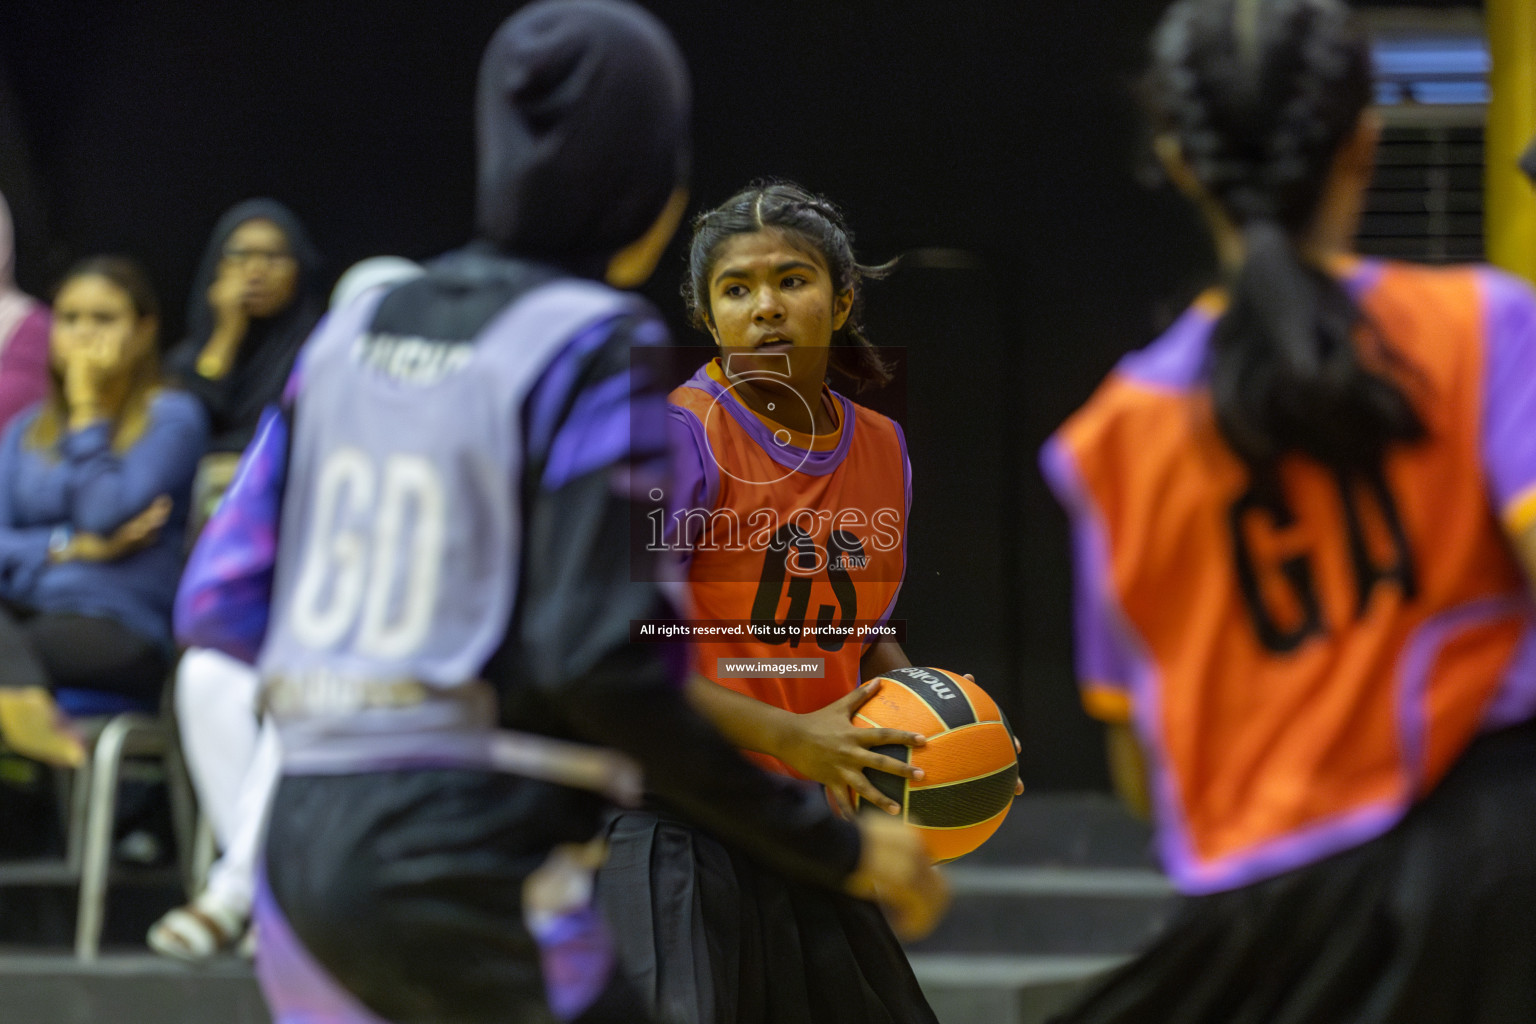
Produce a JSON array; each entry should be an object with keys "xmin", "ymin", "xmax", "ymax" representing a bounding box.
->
[{"xmin": 175, "ymin": 4, "xmax": 946, "ymax": 1023}]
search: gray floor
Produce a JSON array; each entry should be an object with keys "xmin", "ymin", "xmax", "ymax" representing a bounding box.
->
[
  {"xmin": 0, "ymin": 792, "xmax": 1173, "ymax": 1024},
  {"xmin": 905, "ymin": 793, "xmax": 1174, "ymax": 1023}
]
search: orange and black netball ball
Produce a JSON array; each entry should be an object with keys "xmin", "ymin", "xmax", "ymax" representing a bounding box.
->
[{"xmin": 854, "ymin": 667, "xmax": 1020, "ymax": 862}]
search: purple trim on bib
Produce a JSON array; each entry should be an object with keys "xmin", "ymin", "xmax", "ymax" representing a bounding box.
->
[
  {"xmin": 175, "ymin": 404, "xmax": 287, "ymax": 662},
  {"xmin": 1039, "ymin": 436, "xmax": 1132, "ymax": 690},
  {"xmin": 1483, "ymin": 624, "xmax": 1536, "ymax": 730},
  {"xmin": 1395, "ymin": 596, "xmax": 1526, "ymax": 786},
  {"xmin": 526, "ymin": 317, "xmax": 628, "ymax": 458},
  {"xmin": 1040, "ymin": 422, "xmax": 1412, "ymax": 897},
  {"xmin": 678, "ymin": 362, "xmax": 855, "ymax": 477},
  {"xmin": 253, "ymin": 875, "xmax": 389, "ymax": 1024},
  {"xmin": 867, "ymin": 418, "xmax": 911, "ymax": 641},
  {"xmin": 1150, "ymin": 598, "xmax": 1530, "ymax": 896},
  {"xmin": 1476, "ymin": 267, "xmax": 1536, "ymax": 511},
  {"xmin": 541, "ymin": 364, "xmax": 642, "ymax": 490},
  {"xmin": 529, "ymin": 904, "xmax": 617, "ymax": 1021},
  {"xmin": 1117, "ymin": 261, "xmax": 1385, "ymax": 393},
  {"xmin": 1167, "ymin": 799, "xmax": 1405, "ymax": 896},
  {"xmin": 1117, "ymin": 305, "xmax": 1216, "ymax": 391},
  {"xmin": 671, "ymin": 406, "xmax": 716, "ymax": 507},
  {"xmin": 666, "ymin": 404, "xmax": 719, "ymax": 550}
]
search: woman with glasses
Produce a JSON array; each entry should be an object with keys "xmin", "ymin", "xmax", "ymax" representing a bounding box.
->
[
  {"xmin": 167, "ymin": 198, "xmax": 323, "ymax": 456},
  {"xmin": 148, "ymin": 199, "xmax": 323, "ymax": 960}
]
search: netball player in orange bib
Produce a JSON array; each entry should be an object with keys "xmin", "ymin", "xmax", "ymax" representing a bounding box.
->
[
  {"xmin": 598, "ymin": 181, "xmax": 970, "ymax": 1024},
  {"xmin": 1043, "ymin": 1, "xmax": 1536, "ymax": 1021}
]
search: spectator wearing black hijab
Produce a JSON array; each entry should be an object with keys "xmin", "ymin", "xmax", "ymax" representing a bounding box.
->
[{"xmin": 167, "ymin": 199, "xmax": 322, "ymax": 455}]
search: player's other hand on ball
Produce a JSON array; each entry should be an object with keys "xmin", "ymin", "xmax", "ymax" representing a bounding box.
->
[
  {"xmin": 846, "ymin": 811, "xmax": 950, "ymax": 940},
  {"xmin": 788, "ymin": 680, "xmax": 926, "ymax": 818}
]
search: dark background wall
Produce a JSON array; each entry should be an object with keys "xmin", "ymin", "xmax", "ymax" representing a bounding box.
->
[{"xmin": 0, "ymin": 0, "xmax": 1470, "ymax": 789}]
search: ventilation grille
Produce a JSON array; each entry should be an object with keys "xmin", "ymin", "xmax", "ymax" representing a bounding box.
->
[
  {"xmin": 1358, "ymin": 122, "xmax": 1484, "ymax": 264},
  {"xmin": 1357, "ymin": 10, "xmax": 1487, "ymax": 264}
]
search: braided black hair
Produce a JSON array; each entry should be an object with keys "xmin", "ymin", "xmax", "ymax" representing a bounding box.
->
[
  {"xmin": 683, "ymin": 180, "xmax": 895, "ymax": 390},
  {"xmin": 1145, "ymin": 0, "xmax": 1423, "ymax": 472}
]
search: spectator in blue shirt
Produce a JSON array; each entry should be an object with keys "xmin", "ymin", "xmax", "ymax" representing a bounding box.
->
[{"xmin": 0, "ymin": 256, "xmax": 207, "ymax": 766}]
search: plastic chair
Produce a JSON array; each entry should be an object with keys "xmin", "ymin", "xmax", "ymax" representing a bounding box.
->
[{"xmin": 0, "ymin": 685, "xmax": 199, "ymax": 959}]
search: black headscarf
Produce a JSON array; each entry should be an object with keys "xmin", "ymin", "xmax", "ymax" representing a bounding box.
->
[
  {"xmin": 474, "ymin": 0, "xmax": 691, "ymax": 277},
  {"xmin": 168, "ymin": 198, "xmax": 324, "ymax": 452}
]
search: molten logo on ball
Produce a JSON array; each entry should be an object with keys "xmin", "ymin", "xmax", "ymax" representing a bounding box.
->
[
  {"xmin": 853, "ymin": 667, "xmax": 1019, "ymax": 863},
  {"xmin": 903, "ymin": 667, "xmax": 957, "ymax": 700}
]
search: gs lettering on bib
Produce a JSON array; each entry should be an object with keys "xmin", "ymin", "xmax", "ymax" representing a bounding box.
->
[{"xmin": 667, "ymin": 357, "xmax": 911, "ymax": 778}]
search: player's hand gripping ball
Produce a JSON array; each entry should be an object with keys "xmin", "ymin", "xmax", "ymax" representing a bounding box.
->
[{"xmin": 854, "ymin": 667, "xmax": 1020, "ymax": 862}]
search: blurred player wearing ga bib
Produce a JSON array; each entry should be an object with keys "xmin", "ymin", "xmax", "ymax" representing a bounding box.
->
[{"xmin": 1043, "ymin": 2, "xmax": 1536, "ymax": 1021}]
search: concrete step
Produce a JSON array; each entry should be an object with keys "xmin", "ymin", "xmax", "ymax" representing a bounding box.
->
[
  {"xmin": 946, "ymin": 865, "xmax": 1174, "ymax": 897},
  {"xmin": 911, "ymin": 954, "xmax": 1124, "ymax": 1024},
  {"xmin": 0, "ymin": 951, "xmax": 1120, "ymax": 1024},
  {"xmin": 0, "ymin": 952, "xmax": 267, "ymax": 1024},
  {"xmin": 908, "ymin": 864, "xmax": 1179, "ymax": 957},
  {"xmin": 962, "ymin": 792, "xmax": 1157, "ymax": 869},
  {"xmin": 0, "ymin": 950, "xmax": 1123, "ymax": 1024}
]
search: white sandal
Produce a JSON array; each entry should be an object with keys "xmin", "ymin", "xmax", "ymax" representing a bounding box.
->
[
  {"xmin": 237, "ymin": 920, "xmax": 257, "ymax": 958},
  {"xmin": 147, "ymin": 893, "xmax": 248, "ymax": 962}
]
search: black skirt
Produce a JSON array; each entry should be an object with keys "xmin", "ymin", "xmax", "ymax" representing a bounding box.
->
[
  {"xmin": 596, "ymin": 808, "xmax": 938, "ymax": 1024},
  {"xmin": 1052, "ymin": 719, "xmax": 1536, "ymax": 1024},
  {"xmin": 264, "ymin": 769, "xmax": 642, "ymax": 1024}
]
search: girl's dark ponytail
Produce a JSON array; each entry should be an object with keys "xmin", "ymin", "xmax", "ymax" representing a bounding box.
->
[{"xmin": 1148, "ymin": 0, "xmax": 1424, "ymax": 472}]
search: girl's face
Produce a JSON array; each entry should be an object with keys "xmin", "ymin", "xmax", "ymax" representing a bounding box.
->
[
  {"xmin": 705, "ymin": 228, "xmax": 852, "ymax": 397},
  {"xmin": 219, "ymin": 218, "xmax": 299, "ymax": 318},
  {"xmin": 50, "ymin": 275, "xmax": 154, "ymax": 378}
]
